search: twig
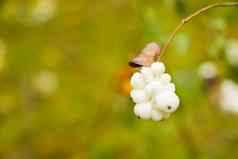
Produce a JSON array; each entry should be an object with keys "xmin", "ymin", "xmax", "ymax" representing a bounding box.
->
[{"xmin": 157, "ymin": 2, "xmax": 238, "ymax": 60}]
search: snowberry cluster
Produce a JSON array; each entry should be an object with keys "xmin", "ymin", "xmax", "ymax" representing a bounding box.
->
[
  {"xmin": 219, "ymin": 79, "xmax": 238, "ymax": 114},
  {"xmin": 130, "ymin": 62, "xmax": 180, "ymax": 121}
]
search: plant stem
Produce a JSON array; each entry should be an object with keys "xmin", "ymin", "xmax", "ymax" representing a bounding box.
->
[{"xmin": 157, "ymin": 2, "xmax": 238, "ymax": 60}]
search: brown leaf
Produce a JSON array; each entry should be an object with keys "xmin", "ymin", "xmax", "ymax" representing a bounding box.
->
[{"xmin": 129, "ymin": 42, "xmax": 161, "ymax": 67}]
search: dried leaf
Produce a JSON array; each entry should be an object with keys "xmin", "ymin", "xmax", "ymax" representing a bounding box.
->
[{"xmin": 129, "ymin": 42, "xmax": 161, "ymax": 67}]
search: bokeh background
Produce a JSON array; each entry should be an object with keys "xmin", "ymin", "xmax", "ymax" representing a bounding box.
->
[{"xmin": 0, "ymin": 0, "xmax": 238, "ymax": 158}]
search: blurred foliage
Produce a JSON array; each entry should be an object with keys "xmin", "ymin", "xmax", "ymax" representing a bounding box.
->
[{"xmin": 0, "ymin": 0, "xmax": 238, "ymax": 159}]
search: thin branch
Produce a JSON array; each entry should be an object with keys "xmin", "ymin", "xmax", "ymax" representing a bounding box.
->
[{"xmin": 157, "ymin": 2, "xmax": 238, "ymax": 60}]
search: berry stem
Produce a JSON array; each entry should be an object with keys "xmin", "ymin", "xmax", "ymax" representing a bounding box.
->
[{"xmin": 157, "ymin": 2, "xmax": 238, "ymax": 60}]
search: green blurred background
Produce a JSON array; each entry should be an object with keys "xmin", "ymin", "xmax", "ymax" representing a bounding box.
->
[{"xmin": 0, "ymin": 0, "xmax": 238, "ymax": 158}]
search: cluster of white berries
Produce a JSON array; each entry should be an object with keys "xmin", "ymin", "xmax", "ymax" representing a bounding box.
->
[
  {"xmin": 219, "ymin": 79, "xmax": 238, "ymax": 114},
  {"xmin": 198, "ymin": 61, "xmax": 218, "ymax": 79},
  {"xmin": 225, "ymin": 40, "xmax": 238, "ymax": 66},
  {"xmin": 130, "ymin": 62, "xmax": 180, "ymax": 121}
]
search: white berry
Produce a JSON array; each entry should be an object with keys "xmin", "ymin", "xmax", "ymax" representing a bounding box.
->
[
  {"xmin": 130, "ymin": 89, "xmax": 148, "ymax": 104},
  {"xmin": 154, "ymin": 91, "xmax": 180, "ymax": 113},
  {"xmin": 130, "ymin": 72, "xmax": 146, "ymax": 89},
  {"xmin": 134, "ymin": 103, "xmax": 152, "ymax": 119},
  {"xmin": 145, "ymin": 81, "xmax": 167, "ymax": 96},
  {"xmin": 151, "ymin": 62, "xmax": 165, "ymax": 76},
  {"xmin": 150, "ymin": 82, "xmax": 174, "ymax": 93},
  {"xmin": 160, "ymin": 73, "xmax": 171, "ymax": 84},
  {"xmin": 141, "ymin": 67, "xmax": 154, "ymax": 82},
  {"xmin": 167, "ymin": 83, "xmax": 176, "ymax": 92},
  {"xmin": 151, "ymin": 110, "xmax": 164, "ymax": 121}
]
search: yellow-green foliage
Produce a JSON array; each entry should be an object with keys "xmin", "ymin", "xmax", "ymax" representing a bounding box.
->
[{"xmin": 0, "ymin": 0, "xmax": 238, "ymax": 158}]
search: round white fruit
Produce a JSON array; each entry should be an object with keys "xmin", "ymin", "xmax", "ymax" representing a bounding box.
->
[
  {"xmin": 145, "ymin": 81, "xmax": 167, "ymax": 96},
  {"xmin": 141, "ymin": 67, "xmax": 154, "ymax": 82},
  {"xmin": 167, "ymin": 83, "xmax": 176, "ymax": 92},
  {"xmin": 151, "ymin": 110, "xmax": 164, "ymax": 121},
  {"xmin": 160, "ymin": 73, "xmax": 172, "ymax": 84},
  {"xmin": 130, "ymin": 89, "xmax": 148, "ymax": 104},
  {"xmin": 130, "ymin": 72, "xmax": 146, "ymax": 89},
  {"xmin": 134, "ymin": 103, "xmax": 152, "ymax": 119},
  {"xmin": 154, "ymin": 91, "xmax": 180, "ymax": 113},
  {"xmin": 151, "ymin": 62, "xmax": 165, "ymax": 76}
]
